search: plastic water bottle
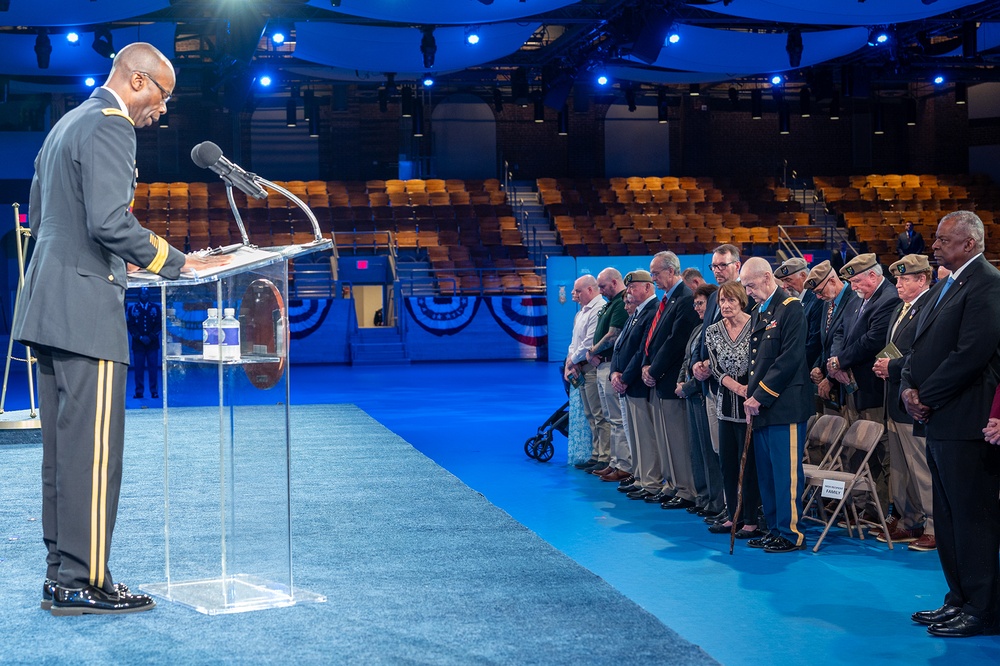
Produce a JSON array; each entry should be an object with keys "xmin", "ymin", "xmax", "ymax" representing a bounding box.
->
[
  {"xmin": 203, "ymin": 308, "xmax": 220, "ymax": 360},
  {"xmin": 221, "ymin": 307, "xmax": 241, "ymax": 361}
]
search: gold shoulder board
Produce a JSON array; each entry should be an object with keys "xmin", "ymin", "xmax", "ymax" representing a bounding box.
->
[
  {"xmin": 101, "ymin": 108, "xmax": 136, "ymax": 126},
  {"xmin": 783, "ymin": 296, "xmax": 800, "ymax": 305}
]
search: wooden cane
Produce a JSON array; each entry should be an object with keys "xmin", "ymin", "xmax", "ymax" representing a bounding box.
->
[{"xmin": 729, "ymin": 415, "xmax": 754, "ymax": 555}]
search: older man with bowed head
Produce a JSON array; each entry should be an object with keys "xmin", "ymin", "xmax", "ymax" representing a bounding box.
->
[
  {"xmin": 739, "ymin": 257, "xmax": 814, "ymax": 553},
  {"xmin": 565, "ymin": 275, "xmax": 607, "ymax": 471},
  {"xmin": 12, "ymin": 42, "xmax": 229, "ymax": 616},
  {"xmin": 586, "ymin": 268, "xmax": 629, "ymax": 479},
  {"xmin": 635, "ymin": 252, "xmax": 700, "ymax": 507},
  {"xmin": 804, "ymin": 261, "xmax": 858, "ymax": 415},
  {"xmin": 872, "ymin": 254, "xmax": 936, "ymax": 552},
  {"xmin": 903, "ymin": 211, "xmax": 1000, "ymax": 638},
  {"xmin": 612, "ymin": 271, "xmax": 661, "ymax": 493},
  {"xmin": 774, "ymin": 257, "xmax": 823, "ymax": 370}
]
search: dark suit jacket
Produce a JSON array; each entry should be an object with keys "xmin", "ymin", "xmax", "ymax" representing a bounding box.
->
[
  {"xmin": 13, "ymin": 88, "xmax": 185, "ymax": 364},
  {"xmin": 830, "ymin": 248, "xmax": 856, "ymax": 275},
  {"xmin": 884, "ymin": 292, "xmax": 929, "ymax": 424},
  {"xmin": 611, "ymin": 296, "xmax": 658, "ymax": 400},
  {"xmin": 747, "ymin": 286, "xmax": 814, "ymax": 428},
  {"xmin": 896, "ymin": 231, "xmax": 925, "ymax": 257},
  {"xmin": 831, "ymin": 278, "xmax": 900, "ymax": 411},
  {"xmin": 801, "ymin": 289, "xmax": 823, "ymax": 369},
  {"xmin": 643, "ymin": 282, "xmax": 699, "ymax": 400},
  {"xmin": 901, "ymin": 255, "xmax": 1000, "ymax": 440}
]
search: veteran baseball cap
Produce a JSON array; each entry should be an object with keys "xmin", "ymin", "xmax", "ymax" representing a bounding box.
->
[
  {"xmin": 624, "ymin": 270, "xmax": 654, "ymax": 285},
  {"xmin": 840, "ymin": 252, "xmax": 878, "ymax": 278},
  {"xmin": 803, "ymin": 260, "xmax": 833, "ymax": 291},
  {"xmin": 774, "ymin": 257, "xmax": 808, "ymax": 279},
  {"xmin": 889, "ymin": 254, "xmax": 931, "ymax": 277}
]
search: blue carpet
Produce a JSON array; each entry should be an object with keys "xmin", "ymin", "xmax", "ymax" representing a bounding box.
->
[{"xmin": 0, "ymin": 403, "xmax": 715, "ymax": 665}]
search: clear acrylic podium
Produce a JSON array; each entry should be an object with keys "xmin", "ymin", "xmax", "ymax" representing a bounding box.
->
[{"xmin": 134, "ymin": 242, "xmax": 330, "ymax": 614}]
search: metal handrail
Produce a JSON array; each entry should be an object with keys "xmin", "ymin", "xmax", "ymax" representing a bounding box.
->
[{"xmin": 398, "ymin": 265, "xmax": 547, "ymax": 297}]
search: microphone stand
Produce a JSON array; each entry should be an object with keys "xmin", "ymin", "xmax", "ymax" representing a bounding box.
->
[{"xmin": 218, "ymin": 178, "xmax": 326, "ymax": 255}]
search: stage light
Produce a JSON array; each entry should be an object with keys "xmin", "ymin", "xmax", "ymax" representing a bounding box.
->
[
  {"xmin": 67, "ymin": 32, "xmax": 80, "ymax": 45},
  {"xmin": 466, "ymin": 26, "xmax": 480, "ymax": 45},
  {"xmin": 85, "ymin": 77, "xmax": 96, "ymax": 87},
  {"xmin": 286, "ymin": 99, "xmax": 297, "ymax": 126},
  {"xmin": 829, "ymin": 91, "xmax": 841, "ymax": 120},
  {"xmin": 873, "ymin": 101, "xmax": 884, "ymax": 135},
  {"xmin": 786, "ymin": 29, "xmax": 803, "ymax": 68},
  {"xmin": 35, "ymin": 29, "xmax": 52, "ymax": 70},
  {"xmin": 308, "ymin": 101, "xmax": 319, "ymax": 137},
  {"xmin": 689, "ymin": 83, "xmax": 700, "ymax": 97},
  {"xmin": 159, "ymin": 111, "xmax": 168, "ymax": 129},
  {"xmin": 779, "ymin": 104, "xmax": 790, "ymax": 135},
  {"xmin": 402, "ymin": 87, "xmax": 414, "ymax": 117},
  {"xmin": 557, "ymin": 105, "xmax": 568, "ymax": 135},
  {"xmin": 423, "ymin": 76, "xmax": 434, "ymax": 87},
  {"xmin": 799, "ymin": 87, "xmax": 811, "ymax": 117},
  {"xmin": 259, "ymin": 75, "xmax": 273, "ymax": 87},
  {"xmin": 412, "ymin": 99, "xmax": 424, "ymax": 137},
  {"xmin": 271, "ymin": 27, "xmax": 287, "ymax": 45},
  {"xmin": 955, "ymin": 81, "xmax": 967, "ymax": 104},
  {"xmin": 534, "ymin": 97, "xmax": 544, "ymax": 123},
  {"xmin": 933, "ymin": 75, "xmax": 945, "ymax": 85},
  {"xmin": 625, "ymin": 86, "xmax": 637, "ymax": 112},
  {"xmin": 420, "ymin": 26, "xmax": 436, "ymax": 69},
  {"xmin": 905, "ymin": 97, "xmax": 917, "ymax": 126},
  {"xmin": 771, "ymin": 74, "xmax": 784, "ymax": 86},
  {"xmin": 597, "ymin": 74, "xmax": 609, "ymax": 86},
  {"xmin": 658, "ymin": 88, "xmax": 669, "ymax": 123},
  {"xmin": 668, "ymin": 31, "xmax": 680, "ymax": 45},
  {"xmin": 868, "ymin": 29, "xmax": 890, "ymax": 47},
  {"xmin": 92, "ymin": 26, "xmax": 114, "ymax": 59}
]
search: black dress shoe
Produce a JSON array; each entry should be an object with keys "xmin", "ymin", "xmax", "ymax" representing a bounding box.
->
[
  {"xmin": 747, "ymin": 533, "xmax": 775, "ymax": 549},
  {"xmin": 618, "ymin": 484, "xmax": 641, "ymax": 494},
  {"xmin": 764, "ymin": 535, "xmax": 805, "ymax": 553},
  {"xmin": 150, "ymin": 392, "xmax": 159, "ymax": 399},
  {"xmin": 912, "ymin": 605, "xmax": 963, "ymax": 626},
  {"xmin": 708, "ymin": 521, "xmax": 734, "ymax": 534},
  {"xmin": 574, "ymin": 458, "xmax": 599, "ymax": 470},
  {"xmin": 133, "ymin": 393, "xmax": 143, "ymax": 399},
  {"xmin": 50, "ymin": 584, "xmax": 154, "ymax": 616},
  {"xmin": 686, "ymin": 505, "xmax": 706, "ymax": 514},
  {"xmin": 705, "ymin": 509, "xmax": 728, "ymax": 524},
  {"xmin": 627, "ymin": 489, "xmax": 653, "ymax": 500},
  {"xmin": 698, "ymin": 506, "xmax": 723, "ymax": 517},
  {"xmin": 617, "ymin": 475, "xmax": 635, "ymax": 487},
  {"xmin": 927, "ymin": 612, "xmax": 1000, "ymax": 638},
  {"xmin": 735, "ymin": 527, "xmax": 764, "ymax": 539},
  {"xmin": 42, "ymin": 579, "xmax": 132, "ymax": 611},
  {"xmin": 583, "ymin": 461, "xmax": 608, "ymax": 472},
  {"xmin": 645, "ymin": 492, "xmax": 671, "ymax": 503},
  {"xmin": 661, "ymin": 497, "xmax": 695, "ymax": 509}
]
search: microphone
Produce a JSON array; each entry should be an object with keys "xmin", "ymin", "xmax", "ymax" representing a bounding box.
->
[{"xmin": 190, "ymin": 141, "xmax": 268, "ymax": 200}]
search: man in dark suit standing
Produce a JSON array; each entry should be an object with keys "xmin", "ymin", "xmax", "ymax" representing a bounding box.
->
[
  {"xmin": 827, "ymin": 253, "xmax": 900, "ymax": 513},
  {"xmin": 872, "ymin": 254, "xmax": 935, "ymax": 551},
  {"xmin": 774, "ymin": 257, "xmax": 823, "ymax": 369},
  {"xmin": 830, "ymin": 240, "xmax": 856, "ymax": 275},
  {"xmin": 804, "ymin": 261, "xmax": 858, "ymax": 415},
  {"xmin": 638, "ymin": 251, "xmax": 700, "ymax": 508},
  {"xmin": 739, "ymin": 257, "xmax": 814, "ymax": 553},
  {"xmin": 12, "ymin": 43, "xmax": 228, "ymax": 616},
  {"xmin": 896, "ymin": 221, "xmax": 926, "ymax": 258},
  {"xmin": 903, "ymin": 211, "xmax": 1000, "ymax": 638}
]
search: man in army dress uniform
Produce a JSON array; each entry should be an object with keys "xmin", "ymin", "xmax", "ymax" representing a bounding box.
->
[{"xmin": 13, "ymin": 43, "xmax": 228, "ymax": 615}]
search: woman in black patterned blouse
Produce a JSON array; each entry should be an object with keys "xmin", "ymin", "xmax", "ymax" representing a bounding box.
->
[{"xmin": 704, "ymin": 280, "xmax": 763, "ymax": 538}]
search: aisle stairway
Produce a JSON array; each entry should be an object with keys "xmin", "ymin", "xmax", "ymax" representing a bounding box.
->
[{"xmin": 511, "ymin": 181, "xmax": 562, "ymax": 265}]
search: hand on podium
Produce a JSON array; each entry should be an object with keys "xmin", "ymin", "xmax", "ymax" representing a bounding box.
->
[{"xmin": 184, "ymin": 252, "xmax": 233, "ymax": 273}]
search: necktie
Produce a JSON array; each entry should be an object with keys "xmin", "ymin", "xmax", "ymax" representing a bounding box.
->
[
  {"xmin": 934, "ymin": 276, "xmax": 955, "ymax": 309},
  {"xmin": 890, "ymin": 301, "xmax": 912, "ymax": 339},
  {"xmin": 857, "ymin": 299, "xmax": 868, "ymax": 321},
  {"xmin": 825, "ymin": 301, "xmax": 835, "ymax": 332},
  {"xmin": 645, "ymin": 295, "xmax": 668, "ymax": 355}
]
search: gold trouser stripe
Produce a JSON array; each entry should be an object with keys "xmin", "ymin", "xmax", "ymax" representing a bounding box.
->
[
  {"xmin": 759, "ymin": 380, "xmax": 779, "ymax": 398},
  {"xmin": 89, "ymin": 361, "xmax": 113, "ymax": 588},
  {"xmin": 788, "ymin": 422, "xmax": 804, "ymax": 545},
  {"xmin": 146, "ymin": 234, "xmax": 169, "ymax": 274}
]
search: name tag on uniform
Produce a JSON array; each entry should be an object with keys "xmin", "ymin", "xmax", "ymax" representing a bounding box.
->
[{"xmin": 821, "ymin": 479, "xmax": 846, "ymax": 499}]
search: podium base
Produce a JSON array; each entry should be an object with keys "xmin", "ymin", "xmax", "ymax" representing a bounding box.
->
[{"xmin": 141, "ymin": 574, "xmax": 326, "ymax": 615}]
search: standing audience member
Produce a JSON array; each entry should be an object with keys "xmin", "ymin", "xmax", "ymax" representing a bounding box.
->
[
  {"xmin": 896, "ymin": 221, "xmax": 926, "ymax": 258},
  {"xmin": 612, "ymin": 271, "xmax": 659, "ymax": 493},
  {"xmin": 774, "ymin": 257, "xmax": 823, "ymax": 369},
  {"xmin": 739, "ymin": 258, "xmax": 813, "ymax": 553},
  {"xmin": 828, "ymin": 253, "xmax": 900, "ymax": 518},
  {"xmin": 704, "ymin": 280, "xmax": 762, "ymax": 538},
  {"xmin": 682, "ymin": 267, "xmax": 705, "ymax": 292},
  {"xmin": 872, "ymin": 254, "xmax": 935, "ymax": 551},
  {"xmin": 565, "ymin": 275, "xmax": 607, "ymax": 471},
  {"xmin": 904, "ymin": 211, "xmax": 1000, "ymax": 638},
  {"xmin": 588, "ymin": 269, "xmax": 629, "ymax": 477},
  {"xmin": 676, "ymin": 283, "xmax": 725, "ymax": 518},
  {"xmin": 604, "ymin": 290, "xmax": 639, "ymax": 483},
  {"xmin": 126, "ymin": 285, "xmax": 162, "ymax": 399},
  {"xmin": 830, "ymin": 240, "xmax": 856, "ymax": 275},
  {"xmin": 637, "ymin": 252, "xmax": 700, "ymax": 507},
  {"xmin": 804, "ymin": 261, "xmax": 857, "ymax": 416}
]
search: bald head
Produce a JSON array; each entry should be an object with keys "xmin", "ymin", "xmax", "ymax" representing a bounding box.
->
[
  {"xmin": 572, "ymin": 275, "xmax": 600, "ymax": 305},
  {"xmin": 597, "ymin": 267, "xmax": 624, "ymax": 299},
  {"xmin": 739, "ymin": 257, "xmax": 777, "ymax": 303},
  {"xmin": 104, "ymin": 42, "xmax": 174, "ymax": 128}
]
